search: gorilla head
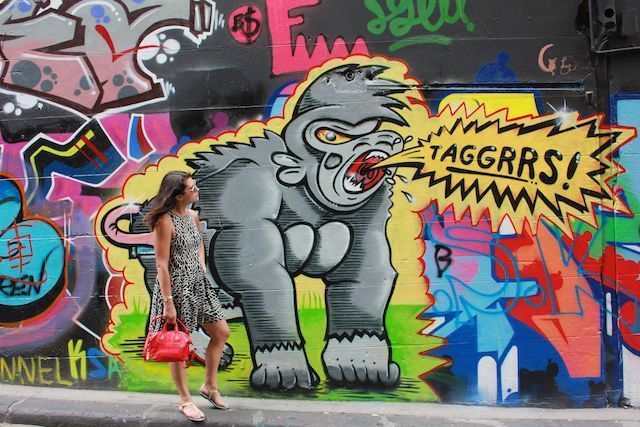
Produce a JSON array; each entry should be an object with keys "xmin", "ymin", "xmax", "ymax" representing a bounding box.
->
[{"xmin": 278, "ymin": 64, "xmax": 411, "ymax": 212}]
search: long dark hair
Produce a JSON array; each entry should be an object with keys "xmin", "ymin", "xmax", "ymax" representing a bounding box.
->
[{"xmin": 145, "ymin": 171, "xmax": 190, "ymax": 230}]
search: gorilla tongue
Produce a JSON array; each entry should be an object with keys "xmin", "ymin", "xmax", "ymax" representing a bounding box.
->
[{"xmin": 344, "ymin": 151, "xmax": 388, "ymax": 193}]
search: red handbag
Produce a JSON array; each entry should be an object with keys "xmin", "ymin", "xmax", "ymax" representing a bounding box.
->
[{"xmin": 143, "ymin": 316, "xmax": 195, "ymax": 367}]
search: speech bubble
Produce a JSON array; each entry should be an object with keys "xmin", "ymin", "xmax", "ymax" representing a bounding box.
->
[{"xmin": 376, "ymin": 104, "xmax": 636, "ymax": 235}]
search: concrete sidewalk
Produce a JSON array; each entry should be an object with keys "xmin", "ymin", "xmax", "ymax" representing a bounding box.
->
[{"xmin": 1, "ymin": 384, "xmax": 639, "ymax": 427}]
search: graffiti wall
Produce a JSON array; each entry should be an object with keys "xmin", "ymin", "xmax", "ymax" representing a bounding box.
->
[{"xmin": 1, "ymin": 0, "xmax": 639, "ymax": 408}]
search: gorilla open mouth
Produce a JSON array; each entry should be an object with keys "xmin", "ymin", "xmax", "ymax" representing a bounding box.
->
[{"xmin": 343, "ymin": 150, "xmax": 389, "ymax": 193}]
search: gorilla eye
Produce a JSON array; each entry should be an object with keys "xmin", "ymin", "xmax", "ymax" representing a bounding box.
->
[
  {"xmin": 315, "ymin": 128, "xmax": 352, "ymax": 145},
  {"xmin": 344, "ymin": 70, "xmax": 355, "ymax": 81}
]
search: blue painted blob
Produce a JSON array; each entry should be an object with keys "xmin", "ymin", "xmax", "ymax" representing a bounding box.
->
[
  {"xmin": 103, "ymin": 16, "xmax": 111, "ymax": 24},
  {"xmin": 171, "ymin": 135, "xmax": 191, "ymax": 154},
  {"xmin": 0, "ymin": 220, "xmax": 65, "ymax": 308},
  {"xmin": 90, "ymin": 5, "xmax": 105, "ymax": 18},
  {"xmin": 617, "ymin": 99, "xmax": 640, "ymax": 205},
  {"xmin": 0, "ymin": 179, "xmax": 22, "ymax": 231},
  {"xmin": 475, "ymin": 52, "xmax": 518, "ymax": 83},
  {"xmin": 18, "ymin": 0, "xmax": 32, "ymax": 13}
]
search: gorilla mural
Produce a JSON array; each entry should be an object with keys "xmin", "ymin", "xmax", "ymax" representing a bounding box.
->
[
  {"xmin": 98, "ymin": 56, "xmax": 424, "ymax": 391},
  {"xmin": 190, "ymin": 63, "xmax": 409, "ymax": 390}
]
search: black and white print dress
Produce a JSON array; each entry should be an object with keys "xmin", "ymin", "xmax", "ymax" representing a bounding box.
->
[{"xmin": 149, "ymin": 210, "xmax": 224, "ymax": 333}]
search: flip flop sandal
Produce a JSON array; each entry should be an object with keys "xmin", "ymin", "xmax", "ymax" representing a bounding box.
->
[
  {"xmin": 179, "ymin": 401, "xmax": 206, "ymax": 422},
  {"xmin": 200, "ymin": 385, "xmax": 229, "ymax": 410}
]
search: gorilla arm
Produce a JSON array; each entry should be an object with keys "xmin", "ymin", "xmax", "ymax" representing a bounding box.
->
[
  {"xmin": 320, "ymin": 186, "xmax": 400, "ymax": 385},
  {"xmin": 209, "ymin": 165, "xmax": 320, "ymax": 389},
  {"xmin": 323, "ymin": 186, "xmax": 397, "ymax": 338}
]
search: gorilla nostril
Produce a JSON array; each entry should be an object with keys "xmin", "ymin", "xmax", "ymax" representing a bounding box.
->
[
  {"xmin": 325, "ymin": 153, "xmax": 343, "ymax": 169},
  {"xmin": 345, "ymin": 71, "xmax": 355, "ymax": 81}
]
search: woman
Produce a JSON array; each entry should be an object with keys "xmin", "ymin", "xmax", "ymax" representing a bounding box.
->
[{"xmin": 145, "ymin": 170, "xmax": 230, "ymax": 422}]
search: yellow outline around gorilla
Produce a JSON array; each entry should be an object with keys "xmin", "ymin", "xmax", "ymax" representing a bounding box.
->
[
  {"xmin": 96, "ymin": 55, "xmax": 635, "ymax": 397},
  {"xmin": 97, "ymin": 56, "xmax": 437, "ymax": 366}
]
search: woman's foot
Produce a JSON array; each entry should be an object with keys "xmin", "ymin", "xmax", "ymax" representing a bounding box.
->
[
  {"xmin": 199, "ymin": 384, "xmax": 229, "ymax": 410},
  {"xmin": 178, "ymin": 401, "xmax": 206, "ymax": 422}
]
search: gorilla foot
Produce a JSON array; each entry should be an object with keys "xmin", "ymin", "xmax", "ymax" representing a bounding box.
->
[
  {"xmin": 251, "ymin": 345, "xmax": 319, "ymax": 390},
  {"xmin": 322, "ymin": 334, "xmax": 400, "ymax": 387}
]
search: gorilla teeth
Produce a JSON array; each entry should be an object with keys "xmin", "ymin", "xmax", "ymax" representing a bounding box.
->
[
  {"xmin": 344, "ymin": 175, "xmax": 364, "ymax": 192},
  {"xmin": 365, "ymin": 151, "xmax": 388, "ymax": 161}
]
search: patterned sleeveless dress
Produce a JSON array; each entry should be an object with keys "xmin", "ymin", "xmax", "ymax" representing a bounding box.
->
[{"xmin": 149, "ymin": 210, "xmax": 224, "ymax": 333}]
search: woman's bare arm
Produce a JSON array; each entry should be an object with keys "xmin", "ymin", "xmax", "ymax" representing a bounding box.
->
[
  {"xmin": 154, "ymin": 214, "xmax": 175, "ymax": 320},
  {"xmin": 191, "ymin": 210, "xmax": 207, "ymax": 273}
]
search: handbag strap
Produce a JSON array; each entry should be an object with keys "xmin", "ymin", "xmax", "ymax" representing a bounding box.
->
[
  {"xmin": 184, "ymin": 350, "xmax": 196, "ymax": 369},
  {"xmin": 149, "ymin": 315, "xmax": 189, "ymax": 333}
]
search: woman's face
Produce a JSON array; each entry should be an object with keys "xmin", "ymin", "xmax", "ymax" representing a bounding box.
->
[{"xmin": 180, "ymin": 177, "xmax": 200, "ymax": 204}]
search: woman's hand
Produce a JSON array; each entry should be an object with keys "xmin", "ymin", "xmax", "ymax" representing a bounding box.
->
[{"xmin": 163, "ymin": 301, "xmax": 177, "ymax": 324}]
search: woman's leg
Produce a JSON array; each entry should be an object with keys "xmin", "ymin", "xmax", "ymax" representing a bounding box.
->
[
  {"xmin": 170, "ymin": 362, "xmax": 204, "ymax": 419},
  {"xmin": 169, "ymin": 361, "xmax": 191, "ymax": 402},
  {"xmin": 200, "ymin": 319, "xmax": 231, "ymax": 406}
]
